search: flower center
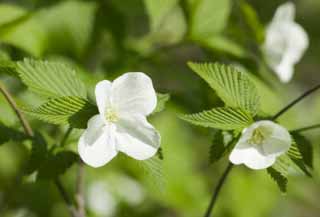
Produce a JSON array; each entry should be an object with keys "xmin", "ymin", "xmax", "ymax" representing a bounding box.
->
[
  {"xmin": 247, "ymin": 126, "xmax": 273, "ymax": 146},
  {"xmin": 105, "ymin": 108, "xmax": 118, "ymax": 123}
]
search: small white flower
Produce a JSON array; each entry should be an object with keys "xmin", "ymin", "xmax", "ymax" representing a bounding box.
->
[
  {"xmin": 263, "ymin": 2, "xmax": 309, "ymax": 83},
  {"xmin": 78, "ymin": 72, "xmax": 160, "ymax": 168},
  {"xmin": 229, "ymin": 120, "xmax": 292, "ymax": 170}
]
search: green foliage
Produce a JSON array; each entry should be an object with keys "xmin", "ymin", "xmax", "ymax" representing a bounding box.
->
[
  {"xmin": 287, "ymin": 141, "xmax": 312, "ymax": 177},
  {"xmin": 139, "ymin": 156, "xmax": 165, "ymax": 189},
  {"xmin": 0, "ymin": 122, "xmax": 26, "ymax": 145},
  {"xmin": 23, "ymin": 96, "xmax": 98, "ymax": 129},
  {"xmin": 209, "ymin": 131, "xmax": 225, "ymax": 163},
  {"xmin": 181, "ymin": 107, "xmax": 253, "ymax": 130},
  {"xmin": 0, "ymin": 60, "xmax": 17, "ymax": 76},
  {"xmin": 0, "ymin": 4, "xmax": 27, "ymax": 27},
  {"xmin": 291, "ymin": 133, "xmax": 313, "ymax": 169},
  {"xmin": 16, "ymin": 59, "xmax": 87, "ymax": 98},
  {"xmin": 152, "ymin": 93, "xmax": 170, "ymax": 114},
  {"xmin": 188, "ymin": 0, "xmax": 231, "ymax": 40},
  {"xmin": 267, "ymin": 167, "xmax": 288, "ymax": 193},
  {"xmin": 37, "ymin": 151, "xmax": 79, "ymax": 180},
  {"xmin": 188, "ymin": 62, "xmax": 260, "ymax": 116}
]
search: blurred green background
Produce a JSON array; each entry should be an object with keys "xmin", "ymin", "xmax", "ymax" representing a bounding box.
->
[{"xmin": 0, "ymin": 0, "xmax": 320, "ymax": 217}]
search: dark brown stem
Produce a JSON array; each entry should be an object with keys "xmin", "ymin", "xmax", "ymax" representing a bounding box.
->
[
  {"xmin": 204, "ymin": 163, "xmax": 233, "ymax": 217},
  {"xmin": 76, "ymin": 160, "xmax": 86, "ymax": 217},
  {"xmin": 0, "ymin": 82, "xmax": 34, "ymax": 137},
  {"xmin": 272, "ymin": 84, "xmax": 320, "ymax": 120}
]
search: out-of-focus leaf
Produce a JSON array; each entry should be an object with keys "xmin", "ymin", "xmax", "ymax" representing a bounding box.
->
[
  {"xmin": 0, "ymin": 14, "xmax": 47, "ymax": 57},
  {"xmin": 139, "ymin": 156, "xmax": 164, "ymax": 190},
  {"xmin": 239, "ymin": 0, "xmax": 265, "ymax": 44},
  {"xmin": 199, "ymin": 36, "xmax": 248, "ymax": 58},
  {"xmin": 0, "ymin": 4, "xmax": 27, "ymax": 27},
  {"xmin": 0, "ymin": 60, "xmax": 17, "ymax": 76},
  {"xmin": 291, "ymin": 132, "xmax": 313, "ymax": 169},
  {"xmin": 23, "ymin": 96, "xmax": 98, "ymax": 129},
  {"xmin": 0, "ymin": 122, "xmax": 26, "ymax": 145},
  {"xmin": 38, "ymin": 0, "xmax": 97, "ymax": 58},
  {"xmin": 267, "ymin": 155, "xmax": 290, "ymax": 193},
  {"xmin": 37, "ymin": 151, "xmax": 78, "ymax": 180},
  {"xmin": 188, "ymin": 0, "xmax": 231, "ymax": 40},
  {"xmin": 209, "ymin": 130, "xmax": 225, "ymax": 164},
  {"xmin": 181, "ymin": 107, "xmax": 253, "ymax": 130},
  {"xmin": 24, "ymin": 133, "xmax": 48, "ymax": 175},
  {"xmin": 16, "ymin": 59, "xmax": 87, "ymax": 98},
  {"xmin": 152, "ymin": 93, "xmax": 170, "ymax": 114},
  {"xmin": 188, "ymin": 62, "xmax": 260, "ymax": 116}
]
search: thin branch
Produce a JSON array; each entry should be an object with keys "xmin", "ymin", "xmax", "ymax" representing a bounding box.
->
[
  {"xmin": 55, "ymin": 179, "xmax": 79, "ymax": 217},
  {"xmin": 0, "ymin": 82, "xmax": 34, "ymax": 137},
  {"xmin": 291, "ymin": 124, "xmax": 320, "ymax": 133},
  {"xmin": 61, "ymin": 127, "xmax": 73, "ymax": 147},
  {"xmin": 204, "ymin": 163, "xmax": 233, "ymax": 217},
  {"xmin": 76, "ymin": 160, "xmax": 86, "ymax": 217},
  {"xmin": 272, "ymin": 84, "xmax": 320, "ymax": 120}
]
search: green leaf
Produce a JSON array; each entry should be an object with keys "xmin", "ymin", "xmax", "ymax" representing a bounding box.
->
[
  {"xmin": 287, "ymin": 141, "xmax": 312, "ymax": 177},
  {"xmin": 144, "ymin": 0, "xmax": 178, "ymax": 31},
  {"xmin": 37, "ymin": 151, "xmax": 79, "ymax": 180},
  {"xmin": 24, "ymin": 133, "xmax": 48, "ymax": 175},
  {"xmin": 152, "ymin": 93, "xmax": 170, "ymax": 114},
  {"xmin": 23, "ymin": 96, "xmax": 98, "ymax": 129},
  {"xmin": 0, "ymin": 122, "xmax": 26, "ymax": 145},
  {"xmin": 0, "ymin": 60, "xmax": 17, "ymax": 76},
  {"xmin": 139, "ymin": 156, "xmax": 164, "ymax": 190},
  {"xmin": 38, "ymin": 0, "xmax": 97, "ymax": 57},
  {"xmin": 16, "ymin": 59, "xmax": 87, "ymax": 98},
  {"xmin": 291, "ymin": 133, "xmax": 313, "ymax": 169},
  {"xmin": 188, "ymin": 62, "xmax": 260, "ymax": 116},
  {"xmin": 0, "ymin": 14, "xmax": 47, "ymax": 57},
  {"xmin": 181, "ymin": 107, "xmax": 253, "ymax": 130},
  {"xmin": 209, "ymin": 130, "xmax": 225, "ymax": 163},
  {"xmin": 188, "ymin": 0, "xmax": 231, "ymax": 40},
  {"xmin": 0, "ymin": 4, "xmax": 27, "ymax": 27},
  {"xmin": 199, "ymin": 36, "xmax": 248, "ymax": 58},
  {"xmin": 267, "ymin": 167, "xmax": 288, "ymax": 193},
  {"xmin": 239, "ymin": 0, "xmax": 265, "ymax": 44}
]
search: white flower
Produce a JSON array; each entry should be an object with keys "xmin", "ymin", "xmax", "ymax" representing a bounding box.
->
[
  {"xmin": 263, "ymin": 2, "xmax": 309, "ymax": 83},
  {"xmin": 78, "ymin": 72, "xmax": 161, "ymax": 168},
  {"xmin": 229, "ymin": 120, "xmax": 292, "ymax": 170}
]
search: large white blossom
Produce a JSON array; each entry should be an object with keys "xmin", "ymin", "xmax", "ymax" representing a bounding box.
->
[
  {"xmin": 263, "ymin": 2, "xmax": 309, "ymax": 83},
  {"xmin": 229, "ymin": 120, "xmax": 292, "ymax": 170},
  {"xmin": 78, "ymin": 72, "xmax": 161, "ymax": 168}
]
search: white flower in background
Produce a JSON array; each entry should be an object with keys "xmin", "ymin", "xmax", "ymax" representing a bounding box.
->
[
  {"xmin": 88, "ymin": 181, "xmax": 117, "ymax": 217},
  {"xmin": 78, "ymin": 72, "xmax": 161, "ymax": 168},
  {"xmin": 263, "ymin": 2, "xmax": 309, "ymax": 83},
  {"xmin": 229, "ymin": 121, "xmax": 292, "ymax": 170}
]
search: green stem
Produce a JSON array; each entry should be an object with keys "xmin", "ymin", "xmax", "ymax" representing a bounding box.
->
[
  {"xmin": 61, "ymin": 127, "xmax": 73, "ymax": 147},
  {"xmin": 272, "ymin": 84, "xmax": 320, "ymax": 120},
  {"xmin": 291, "ymin": 124, "xmax": 320, "ymax": 133},
  {"xmin": 203, "ymin": 163, "xmax": 233, "ymax": 217}
]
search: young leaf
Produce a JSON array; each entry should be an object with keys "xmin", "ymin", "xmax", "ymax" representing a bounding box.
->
[
  {"xmin": 188, "ymin": 0, "xmax": 231, "ymax": 40},
  {"xmin": 267, "ymin": 167, "xmax": 288, "ymax": 193},
  {"xmin": 188, "ymin": 62, "xmax": 260, "ymax": 116},
  {"xmin": 287, "ymin": 141, "xmax": 312, "ymax": 177},
  {"xmin": 23, "ymin": 96, "xmax": 98, "ymax": 129},
  {"xmin": 37, "ymin": 151, "xmax": 79, "ymax": 180},
  {"xmin": 267, "ymin": 156, "xmax": 290, "ymax": 193},
  {"xmin": 16, "ymin": 59, "xmax": 87, "ymax": 98},
  {"xmin": 291, "ymin": 133, "xmax": 313, "ymax": 169},
  {"xmin": 209, "ymin": 130, "xmax": 225, "ymax": 164},
  {"xmin": 152, "ymin": 93, "xmax": 170, "ymax": 114},
  {"xmin": 180, "ymin": 107, "xmax": 253, "ymax": 130}
]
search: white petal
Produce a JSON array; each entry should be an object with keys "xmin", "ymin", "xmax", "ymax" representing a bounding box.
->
[
  {"xmin": 229, "ymin": 145, "xmax": 276, "ymax": 170},
  {"xmin": 273, "ymin": 2, "xmax": 295, "ymax": 22},
  {"xmin": 261, "ymin": 122, "xmax": 292, "ymax": 157},
  {"xmin": 78, "ymin": 115, "xmax": 117, "ymax": 167},
  {"xmin": 115, "ymin": 115, "xmax": 160, "ymax": 160},
  {"xmin": 111, "ymin": 72, "xmax": 157, "ymax": 116},
  {"xmin": 95, "ymin": 80, "xmax": 112, "ymax": 118}
]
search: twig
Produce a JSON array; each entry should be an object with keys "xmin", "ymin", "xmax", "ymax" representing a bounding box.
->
[
  {"xmin": 76, "ymin": 160, "xmax": 86, "ymax": 217},
  {"xmin": 55, "ymin": 179, "xmax": 79, "ymax": 217},
  {"xmin": 203, "ymin": 163, "xmax": 233, "ymax": 217},
  {"xmin": 0, "ymin": 82, "xmax": 78, "ymax": 217},
  {"xmin": 61, "ymin": 127, "xmax": 73, "ymax": 147},
  {"xmin": 272, "ymin": 84, "xmax": 320, "ymax": 120},
  {"xmin": 0, "ymin": 82, "xmax": 34, "ymax": 136},
  {"xmin": 291, "ymin": 124, "xmax": 320, "ymax": 133}
]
